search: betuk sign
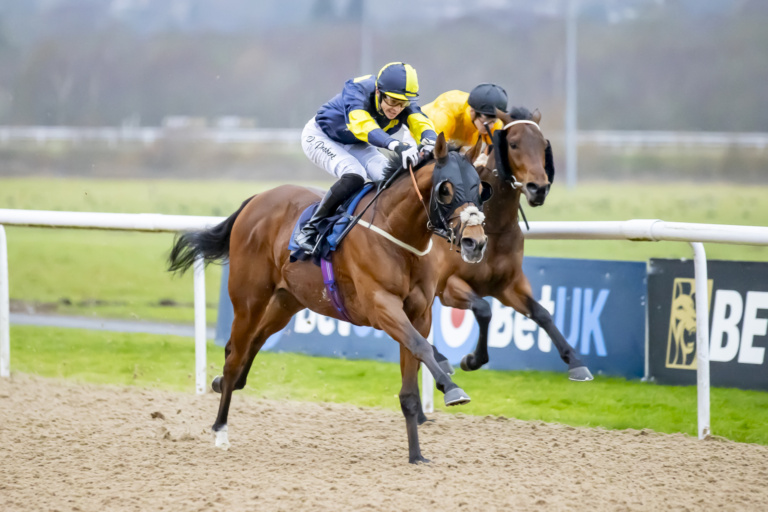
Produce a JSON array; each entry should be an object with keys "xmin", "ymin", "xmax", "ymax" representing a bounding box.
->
[{"xmin": 216, "ymin": 257, "xmax": 647, "ymax": 379}]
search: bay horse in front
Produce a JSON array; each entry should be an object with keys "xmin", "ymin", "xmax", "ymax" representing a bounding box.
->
[{"xmin": 168, "ymin": 133, "xmax": 490, "ymax": 463}]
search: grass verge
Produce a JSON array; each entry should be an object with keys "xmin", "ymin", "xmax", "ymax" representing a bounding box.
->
[{"xmin": 10, "ymin": 325, "xmax": 768, "ymax": 446}]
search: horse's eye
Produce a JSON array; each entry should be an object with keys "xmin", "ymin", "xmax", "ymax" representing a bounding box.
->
[{"xmin": 509, "ymin": 142, "xmax": 518, "ymax": 150}]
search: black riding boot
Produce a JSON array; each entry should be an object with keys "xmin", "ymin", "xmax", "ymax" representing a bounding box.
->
[{"xmin": 295, "ymin": 173, "xmax": 365, "ymax": 255}]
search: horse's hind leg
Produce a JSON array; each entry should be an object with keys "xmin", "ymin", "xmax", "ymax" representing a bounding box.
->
[
  {"xmin": 212, "ymin": 290, "xmax": 301, "ymax": 449},
  {"xmin": 439, "ymin": 276, "xmax": 492, "ymax": 372},
  {"xmin": 499, "ymin": 278, "xmax": 593, "ymax": 381},
  {"xmin": 399, "ymin": 345, "xmax": 429, "ymax": 464},
  {"xmin": 526, "ymin": 297, "xmax": 593, "ymax": 381}
]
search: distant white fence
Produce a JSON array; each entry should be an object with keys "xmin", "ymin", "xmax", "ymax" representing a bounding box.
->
[
  {"xmin": 1, "ymin": 210, "xmax": 768, "ymax": 440},
  {"xmin": 2, "ymin": 126, "xmax": 768, "ymax": 149}
]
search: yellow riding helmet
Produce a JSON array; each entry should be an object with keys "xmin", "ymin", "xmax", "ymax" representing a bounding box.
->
[{"xmin": 376, "ymin": 62, "xmax": 419, "ymax": 100}]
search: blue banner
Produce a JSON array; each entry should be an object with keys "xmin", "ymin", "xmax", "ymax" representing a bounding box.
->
[{"xmin": 215, "ymin": 257, "xmax": 647, "ymax": 378}]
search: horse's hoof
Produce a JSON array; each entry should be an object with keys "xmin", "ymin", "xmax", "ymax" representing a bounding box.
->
[
  {"xmin": 460, "ymin": 354, "xmax": 475, "ymax": 372},
  {"xmin": 439, "ymin": 359, "xmax": 455, "ymax": 375},
  {"xmin": 211, "ymin": 376, "xmax": 223, "ymax": 393},
  {"xmin": 460, "ymin": 353, "xmax": 487, "ymax": 371},
  {"xmin": 409, "ymin": 454, "xmax": 431, "ymax": 464},
  {"xmin": 444, "ymin": 387, "xmax": 471, "ymax": 406},
  {"xmin": 569, "ymin": 366, "xmax": 594, "ymax": 382},
  {"xmin": 213, "ymin": 426, "xmax": 230, "ymax": 450}
]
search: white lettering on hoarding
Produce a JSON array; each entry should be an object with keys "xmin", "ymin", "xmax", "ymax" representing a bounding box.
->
[
  {"xmin": 513, "ymin": 312, "xmax": 537, "ymax": 351},
  {"xmin": 294, "ymin": 309, "xmax": 316, "ymax": 333},
  {"xmin": 317, "ymin": 315, "xmax": 336, "ymax": 336},
  {"xmin": 555, "ymin": 287, "xmax": 582, "ymax": 349},
  {"xmin": 709, "ymin": 290, "xmax": 767, "ymax": 365},
  {"xmin": 581, "ymin": 288, "xmax": 609, "ymax": 356},
  {"xmin": 337, "ymin": 321, "xmax": 351, "ymax": 337},
  {"xmin": 488, "ymin": 299, "xmax": 513, "ymax": 348},
  {"xmin": 738, "ymin": 291, "xmax": 768, "ymax": 365},
  {"xmin": 710, "ymin": 290, "xmax": 742, "ymax": 362}
]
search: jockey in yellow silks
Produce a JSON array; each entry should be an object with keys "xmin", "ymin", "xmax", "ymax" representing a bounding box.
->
[{"xmin": 420, "ymin": 84, "xmax": 508, "ymax": 149}]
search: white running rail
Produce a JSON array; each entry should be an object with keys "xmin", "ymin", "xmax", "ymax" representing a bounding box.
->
[
  {"xmin": 2, "ymin": 211, "xmax": 768, "ymax": 438},
  {"xmin": 0, "ymin": 209, "xmax": 226, "ymax": 394}
]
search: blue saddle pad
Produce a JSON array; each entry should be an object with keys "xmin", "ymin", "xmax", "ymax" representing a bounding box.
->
[{"xmin": 289, "ymin": 183, "xmax": 375, "ymax": 264}]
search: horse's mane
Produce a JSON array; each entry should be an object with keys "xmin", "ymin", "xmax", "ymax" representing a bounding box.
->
[
  {"xmin": 508, "ymin": 106, "xmax": 535, "ymax": 121},
  {"xmin": 378, "ymin": 144, "xmax": 463, "ymax": 185}
]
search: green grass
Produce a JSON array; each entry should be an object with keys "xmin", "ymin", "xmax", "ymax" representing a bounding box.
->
[{"xmin": 10, "ymin": 325, "xmax": 768, "ymax": 445}]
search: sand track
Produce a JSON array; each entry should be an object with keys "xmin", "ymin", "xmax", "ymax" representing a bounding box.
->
[{"xmin": 1, "ymin": 374, "xmax": 766, "ymax": 511}]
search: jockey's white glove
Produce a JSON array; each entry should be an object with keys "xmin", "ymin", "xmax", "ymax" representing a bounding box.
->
[
  {"xmin": 389, "ymin": 141, "xmax": 419, "ymax": 168},
  {"xmin": 418, "ymin": 138, "xmax": 436, "ymax": 156}
]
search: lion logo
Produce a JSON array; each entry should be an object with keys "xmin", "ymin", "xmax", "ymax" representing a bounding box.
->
[{"xmin": 665, "ymin": 277, "xmax": 712, "ymax": 369}]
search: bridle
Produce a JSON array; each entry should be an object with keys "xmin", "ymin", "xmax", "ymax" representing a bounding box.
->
[
  {"xmin": 486, "ymin": 119, "xmax": 545, "ymax": 231},
  {"xmin": 487, "ymin": 119, "xmax": 542, "ymax": 189}
]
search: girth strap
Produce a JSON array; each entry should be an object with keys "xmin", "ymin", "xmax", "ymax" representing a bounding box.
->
[{"xmin": 320, "ymin": 257, "xmax": 352, "ymax": 323}]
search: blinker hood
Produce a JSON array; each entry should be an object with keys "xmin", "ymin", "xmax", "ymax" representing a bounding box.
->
[
  {"xmin": 429, "ymin": 152, "xmax": 483, "ymax": 239},
  {"xmin": 492, "ymin": 128, "xmax": 556, "ymax": 185}
]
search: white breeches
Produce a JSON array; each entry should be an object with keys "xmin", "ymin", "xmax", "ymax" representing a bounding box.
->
[{"xmin": 301, "ymin": 118, "xmax": 390, "ymax": 181}]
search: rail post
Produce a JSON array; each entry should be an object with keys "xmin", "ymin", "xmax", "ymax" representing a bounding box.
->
[
  {"xmin": 0, "ymin": 225, "xmax": 9, "ymax": 378},
  {"xmin": 193, "ymin": 255, "xmax": 207, "ymax": 394},
  {"xmin": 691, "ymin": 242, "xmax": 711, "ymax": 439}
]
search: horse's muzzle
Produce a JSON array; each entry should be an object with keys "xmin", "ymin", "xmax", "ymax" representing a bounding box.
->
[
  {"xmin": 525, "ymin": 183, "xmax": 550, "ymax": 207},
  {"xmin": 460, "ymin": 235, "xmax": 487, "ymax": 263}
]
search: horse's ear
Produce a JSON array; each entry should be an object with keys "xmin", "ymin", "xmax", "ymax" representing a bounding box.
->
[
  {"xmin": 464, "ymin": 135, "xmax": 483, "ymax": 165},
  {"xmin": 435, "ymin": 132, "xmax": 448, "ymax": 161},
  {"xmin": 532, "ymin": 109, "xmax": 542, "ymax": 124},
  {"xmin": 496, "ymin": 107, "xmax": 512, "ymax": 126},
  {"xmin": 480, "ymin": 181, "xmax": 494, "ymax": 204}
]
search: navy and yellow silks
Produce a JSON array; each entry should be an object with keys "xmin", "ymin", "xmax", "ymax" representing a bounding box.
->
[{"xmin": 315, "ymin": 74, "xmax": 436, "ymax": 149}]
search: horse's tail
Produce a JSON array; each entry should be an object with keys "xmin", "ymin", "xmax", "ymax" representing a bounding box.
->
[{"xmin": 167, "ymin": 195, "xmax": 255, "ymax": 275}]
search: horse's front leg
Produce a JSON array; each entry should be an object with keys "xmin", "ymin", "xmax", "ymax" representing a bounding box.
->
[
  {"xmin": 412, "ymin": 315, "xmax": 434, "ymax": 425},
  {"xmin": 440, "ymin": 275, "xmax": 492, "ymax": 372},
  {"xmin": 380, "ymin": 293, "xmax": 469, "ymax": 459},
  {"xmin": 399, "ymin": 344, "xmax": 429, "ymax": 464},
  {"xmin": 371, "ymin": 292, "xmax": 469, "ymax": 403},
  {"xmin": 498, "ymin": 277, "xmax": 594, "ymax": 382}
]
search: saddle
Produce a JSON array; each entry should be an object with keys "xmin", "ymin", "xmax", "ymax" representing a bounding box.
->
[{"xmin": 289, "ymin": 183, "xmax": 375, "ymax": 265}]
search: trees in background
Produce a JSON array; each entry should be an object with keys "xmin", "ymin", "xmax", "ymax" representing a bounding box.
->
[{"xmin": 0, "ymin": 0, "xmax": 766, "ymax": 132}]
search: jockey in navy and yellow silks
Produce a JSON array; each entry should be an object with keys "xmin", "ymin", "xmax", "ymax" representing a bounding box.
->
[
  {"xmin": 316, "ymin": 68, "xmax": 436, "ymax": 149},
  {"xmin": 296, "ymin": 62, "xmax": 438, "ymax": 255}
]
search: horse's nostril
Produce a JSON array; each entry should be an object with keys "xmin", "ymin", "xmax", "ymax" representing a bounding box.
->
[
  {"xmin": 461, "ymin": 238, "xmax": 477, "ymax": 252},
  {"xmin": 526, "ymin": 183, "xmax": 539, "ymax": 195}
]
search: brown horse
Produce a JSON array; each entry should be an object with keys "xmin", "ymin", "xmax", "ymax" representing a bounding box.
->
[
  {"xmin": 168, "ymin": 133, "xmax": 490, "ymax": 463},
  {"xmin": 431, "ymin": 107, "xmax": 593, "ymax": 381}
]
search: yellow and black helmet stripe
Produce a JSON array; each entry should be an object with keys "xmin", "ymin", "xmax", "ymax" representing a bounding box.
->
[{"xmin": 376, "ymin": 62, "xmax": 419, "ymax": 100}]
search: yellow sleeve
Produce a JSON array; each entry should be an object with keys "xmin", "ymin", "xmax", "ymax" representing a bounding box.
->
[
  {"xmin": 406, "ymin": 112, "xmax": 436, "ymax": 143},
  {"xmin": 346, "ymin": 109, "xmax": 382, "ymax": 143}
]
